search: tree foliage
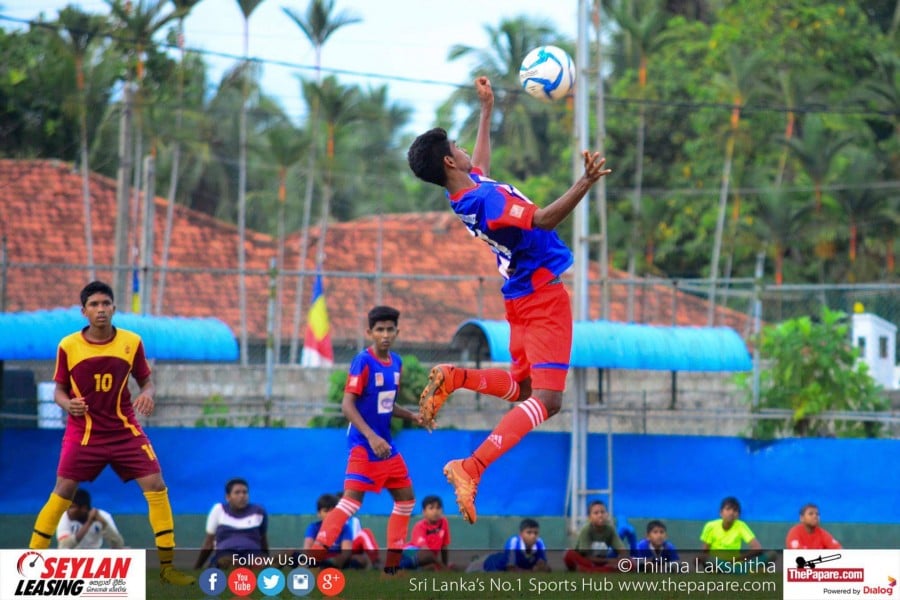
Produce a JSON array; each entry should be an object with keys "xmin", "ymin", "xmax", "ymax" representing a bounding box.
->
[
  {"xmin": 736, "ymin": 307, "xmax": 889, "ymax": 439},
  {"xmin": 0, "ymin": 0, "xmax": 897, "ymax": 285}
]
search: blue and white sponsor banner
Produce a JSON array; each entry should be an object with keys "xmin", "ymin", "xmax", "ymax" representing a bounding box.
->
[
  {"xmin": 784, "ymin": 549, "xmax": 899, "ymax": 600},
  {"xmin": 0, "ymin": 549, "xmax": 146, "ymax": 600}
]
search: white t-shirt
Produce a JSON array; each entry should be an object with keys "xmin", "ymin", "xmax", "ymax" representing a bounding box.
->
[{"xmin": 56, "ymin": 509, "xmax": 124, "ymax": 549}]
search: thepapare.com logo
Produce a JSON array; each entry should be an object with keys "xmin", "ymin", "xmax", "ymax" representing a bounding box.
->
[{"xmin": 2, "ymin": 550, "xmax": 146, "ymax": 599}]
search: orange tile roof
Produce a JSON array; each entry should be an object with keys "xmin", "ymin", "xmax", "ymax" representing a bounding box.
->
[{"xmin": 0, "ymin": 159, "xmax": 750, "ymax": 345}]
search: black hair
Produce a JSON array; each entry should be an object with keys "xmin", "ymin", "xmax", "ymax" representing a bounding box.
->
[
  {"xmin": 225, "ymin": 478, "xmax": 249, "ymax": 495},
  {"xmin": 316, "ymin": 493, "xmax": 339, "ymax": 512},
  {"xmin": 799, "ymin": 502, "xmax": 819, "ymax": 515},
  {"xmin": 421, "ymin": 495, "xmax": 442, "ymax": 510},
  {"xmin": 80, "ymin": 281, "xmax": 114, "ymax": 306},
  {"xmin": 407, "ymin": 128, "xmax": 452, "ymax": 187},
  {"xmin": 368, "ymin": 305, "xmax": 400, "ymax": 329},
  {"xmin": 519, "ymin": 518, "xmax": 540, "ymax": 531},
  {"xmin": 720, "ymin": 496, "xmax": 741, "ymax": 512},
  {"xmin": 646, "ymin": 519, "xmax": 667, "ymax": 534},
  {"xmin": 72, "ymin": 488, "xmax": 91, "ymax": 508},
  {"xmin": 588, "ymin": 500, "xmax": 607, "ymax": 511}
]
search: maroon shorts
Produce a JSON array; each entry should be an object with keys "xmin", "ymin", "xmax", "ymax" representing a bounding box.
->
[
  {"xmin": 57, "ymin": 435, "xmax": 161, "ymax": 482},
  {"xmin": 344, "ymin": 446, "xmax": 412, "ymax": 493},
  {"xmin": 505, "ymin": 281, "xmax": 572, "ymax": 391}
]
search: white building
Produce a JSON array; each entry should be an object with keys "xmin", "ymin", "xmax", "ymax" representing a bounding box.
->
[{"xmin": 851, "ymin": 312, "xmax": 898, "ymax": 390}]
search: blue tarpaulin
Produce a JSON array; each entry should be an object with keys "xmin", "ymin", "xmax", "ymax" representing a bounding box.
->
[
  {"xmin": 453, "ymin": 319, "xmax": 752, "ymax": 371},
  {"xmin": 0, "ymin": 307, "xmax": 238, "ymax": 361}
]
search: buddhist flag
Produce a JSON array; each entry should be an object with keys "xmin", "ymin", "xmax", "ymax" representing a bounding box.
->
[
  {"xmin": 301, "ymin": 272, "xmax": 334, "ymax": 367},
  {"xmin": 131, "ymin": 266, "xmax": 140, "ymax": 313}
]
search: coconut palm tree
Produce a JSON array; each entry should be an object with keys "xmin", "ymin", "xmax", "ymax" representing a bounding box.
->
[
  {"xmin": 707, "ymin": 47, "xmax": 763, "ymax": 324},
  {"xmin": 304, "ymin": 76, "xmax": 360, "ymax": 268},
  {"xmin": 263, "ymin": 124, "xmax": 304, "ymax": 361},
  {"xmin": 156, "ymin": 0, "xmax": 202, "ymax": 315},
  {"xmin": 233, "ymin": 0, "xmax": 265, "ymax": 365},
  {"xmin": 105, "ymin": 0, "xmax": 180, "ymax": 305},
  {"xmin": 603, "ymin": 0, "xmax": 667, "ymax": 321},
  {"xmin": 750, "ymin": 185, "xmax": 810, "ymax": 288},
  {"xmin": 57, "ymin": 7, "xmax": 107, "ymax": 282},
  {"xmin": 835, "ymin": 147, "xmax": 887, "ymax": 267},
  {"xmin": 283, "ymin": 0, "xmax": 361, "ymax": 364}
]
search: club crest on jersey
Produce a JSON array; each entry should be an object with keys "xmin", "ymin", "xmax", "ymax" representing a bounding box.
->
[{"xmin": 375, "ymin": 373, "xmax": 384, "ymax": 387}]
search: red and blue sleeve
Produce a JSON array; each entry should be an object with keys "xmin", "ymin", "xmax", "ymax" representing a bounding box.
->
[
  {"xmin": 344, "ymin": 362, "xmax": 369, "ymax": 395},
  {"xmin": 484, "ymin": 187, "xmax": 537, "ymax": 231}
]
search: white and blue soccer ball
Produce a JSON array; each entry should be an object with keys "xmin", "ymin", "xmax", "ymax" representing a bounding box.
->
[{"xmin": 519, "ymin": 45, "xmax": 575, "ymax": 102}]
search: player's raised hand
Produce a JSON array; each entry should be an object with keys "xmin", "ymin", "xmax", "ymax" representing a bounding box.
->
[
  {"xmin": 582, "ymin": 151, "xmax": 611, "ymax": 183},
  {"xmin": 475, "ymin": 76, "xmax": 494, "ymax": 107}
]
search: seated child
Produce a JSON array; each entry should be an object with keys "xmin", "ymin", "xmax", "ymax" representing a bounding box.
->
[
  {"xmin": 400, "ymin": 495, "xmax": 454, "ymax": 571},
  {"xmin": 564, "ymin": 500, "xmax": 628, "ymax": 572},
  {"xmin": 302, "ymin": 494, "xmax": 362, "ymax": 569},
  {"xmin": 467, "ymin": 518, "xmax": 551, "ymax": 572},
  {"xmin": 785, "ymin": 503, "xmax": 842, "ymax": 550},
  {"xmin": 633, "ymin": 520, "xmax": 680, "ymax": 570},
  {"xmin": 699, "ymin": 496, "xmax": 764, "ymax": 572}
]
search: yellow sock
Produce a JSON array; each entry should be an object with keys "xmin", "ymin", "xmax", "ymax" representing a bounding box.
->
[
  {"xmin": 144, "ymin": 489, "xmax": 176, "ymax": 568},
  {"xmin": 30, "ymin": 493, "xmax": 72, "ymax": 549}
]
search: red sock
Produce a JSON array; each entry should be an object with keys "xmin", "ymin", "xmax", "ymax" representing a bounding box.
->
[
  {"xmin": 463, "ymin": 397, "xmax": 548, "ymax": 478},
  {"xmin": 384, "ymin": 500, "xmax": 415, "ymax": 569},
  {"xmin": 314, "ymin": 497, "xmax": 360, "ymax": 548},
  {"xmin": 453, "ymin": 368, "xmax": 519, "ymax": 401}
]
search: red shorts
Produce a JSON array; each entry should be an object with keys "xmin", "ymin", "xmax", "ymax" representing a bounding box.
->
[
  {"xmin": 505, "ymin": 281, "xmax": 572, "ymax": 391},
  {"xmin": 57, "ymin": 435, "xmax": 161, "ymax": 482},
  {"xmin": 344, "ymin": 446, "xmax": 412, "ymax": 493}
]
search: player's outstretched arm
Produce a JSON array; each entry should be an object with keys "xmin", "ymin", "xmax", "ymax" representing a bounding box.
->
[
  {"xmin": 470, "ymin": 76, "xmax": 494, "ymax": 175},
  {"xmin": 532, "ymin": 151, "xmax": 611, "ymax": 231},
  {"xmin": 392, "ymin": 404, "xmax": 426, "ymax": 427}
]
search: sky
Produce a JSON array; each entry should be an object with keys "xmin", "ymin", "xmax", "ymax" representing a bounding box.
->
[{"xmin": 3, "ymin": 0, "xmax": 579, "ymax": 133}]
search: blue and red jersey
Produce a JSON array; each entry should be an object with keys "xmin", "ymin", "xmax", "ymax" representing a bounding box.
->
[
  {"xmin": 448, "ymin": 168, "xmax": 573, "ymax": 299},
  {"xmin": 344, "ymin": 347, "xmax": 403, "ymax": 460}
]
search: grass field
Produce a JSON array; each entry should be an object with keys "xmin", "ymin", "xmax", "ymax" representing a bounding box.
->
[{"xmin": 145, "ymin": 567, "xmax": 782, "ymax": 599}]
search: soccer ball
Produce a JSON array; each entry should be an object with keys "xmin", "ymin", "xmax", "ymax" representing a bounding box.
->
[{"xmin": 519, "ymin": 45, "xmax": 575, "ymax": 102}]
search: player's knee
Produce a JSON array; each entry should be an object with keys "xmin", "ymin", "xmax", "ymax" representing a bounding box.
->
[
  {"xmin": 535, "ymin": 392, "xmax": 562, "ymax": 416},
  {"xmin": 544, "ymin": 398, "xmax": 562, "ymax": 417}
]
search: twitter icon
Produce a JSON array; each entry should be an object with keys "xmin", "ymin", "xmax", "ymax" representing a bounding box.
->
[{"xmin": 257, "ymin": 567, "xmax": 285, "ymax": 596}]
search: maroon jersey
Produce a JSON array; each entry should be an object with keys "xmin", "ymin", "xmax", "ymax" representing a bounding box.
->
[{"xmin": 54, "ymin": 327, "xmax": 150, "ymax": 445}]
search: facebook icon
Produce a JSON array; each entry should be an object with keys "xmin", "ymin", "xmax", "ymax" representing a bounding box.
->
[{"xmin": 199, "ymin": 568, "xmax": 226, "ymax": 596}]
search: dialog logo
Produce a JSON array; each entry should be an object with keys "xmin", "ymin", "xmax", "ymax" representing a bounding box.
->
[
  {"xmin": 199, "ymin": 567, "xmax": 226, "ymax": 596},
  {"xmin": 286, "ymin": 567, "xmax": 314, "ymax": 597},
  {"xmin": 258, "ymin": 567, "xmax": 285, "ymax": 596},
  {"xmin": 227, "ymin": 567, "xmax": 256, "ymax": 597}
]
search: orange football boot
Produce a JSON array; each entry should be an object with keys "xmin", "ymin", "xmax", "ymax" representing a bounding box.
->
[
  {"xmin": 443, "ymin": 459, "xmax": 478, "ymax": 524},
  {"xmin": 419, "ymin": 365, "xmax": 456, "ymax": 431}
]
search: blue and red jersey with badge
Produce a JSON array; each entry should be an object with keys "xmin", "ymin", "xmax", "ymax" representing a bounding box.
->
[
  {"xmin": 447, "ymin": 168, "xmax": 573, "ymax": 299},
  {"xmin": 344, "ymin": 347, "xmax": 403, "ymax": 460}
]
